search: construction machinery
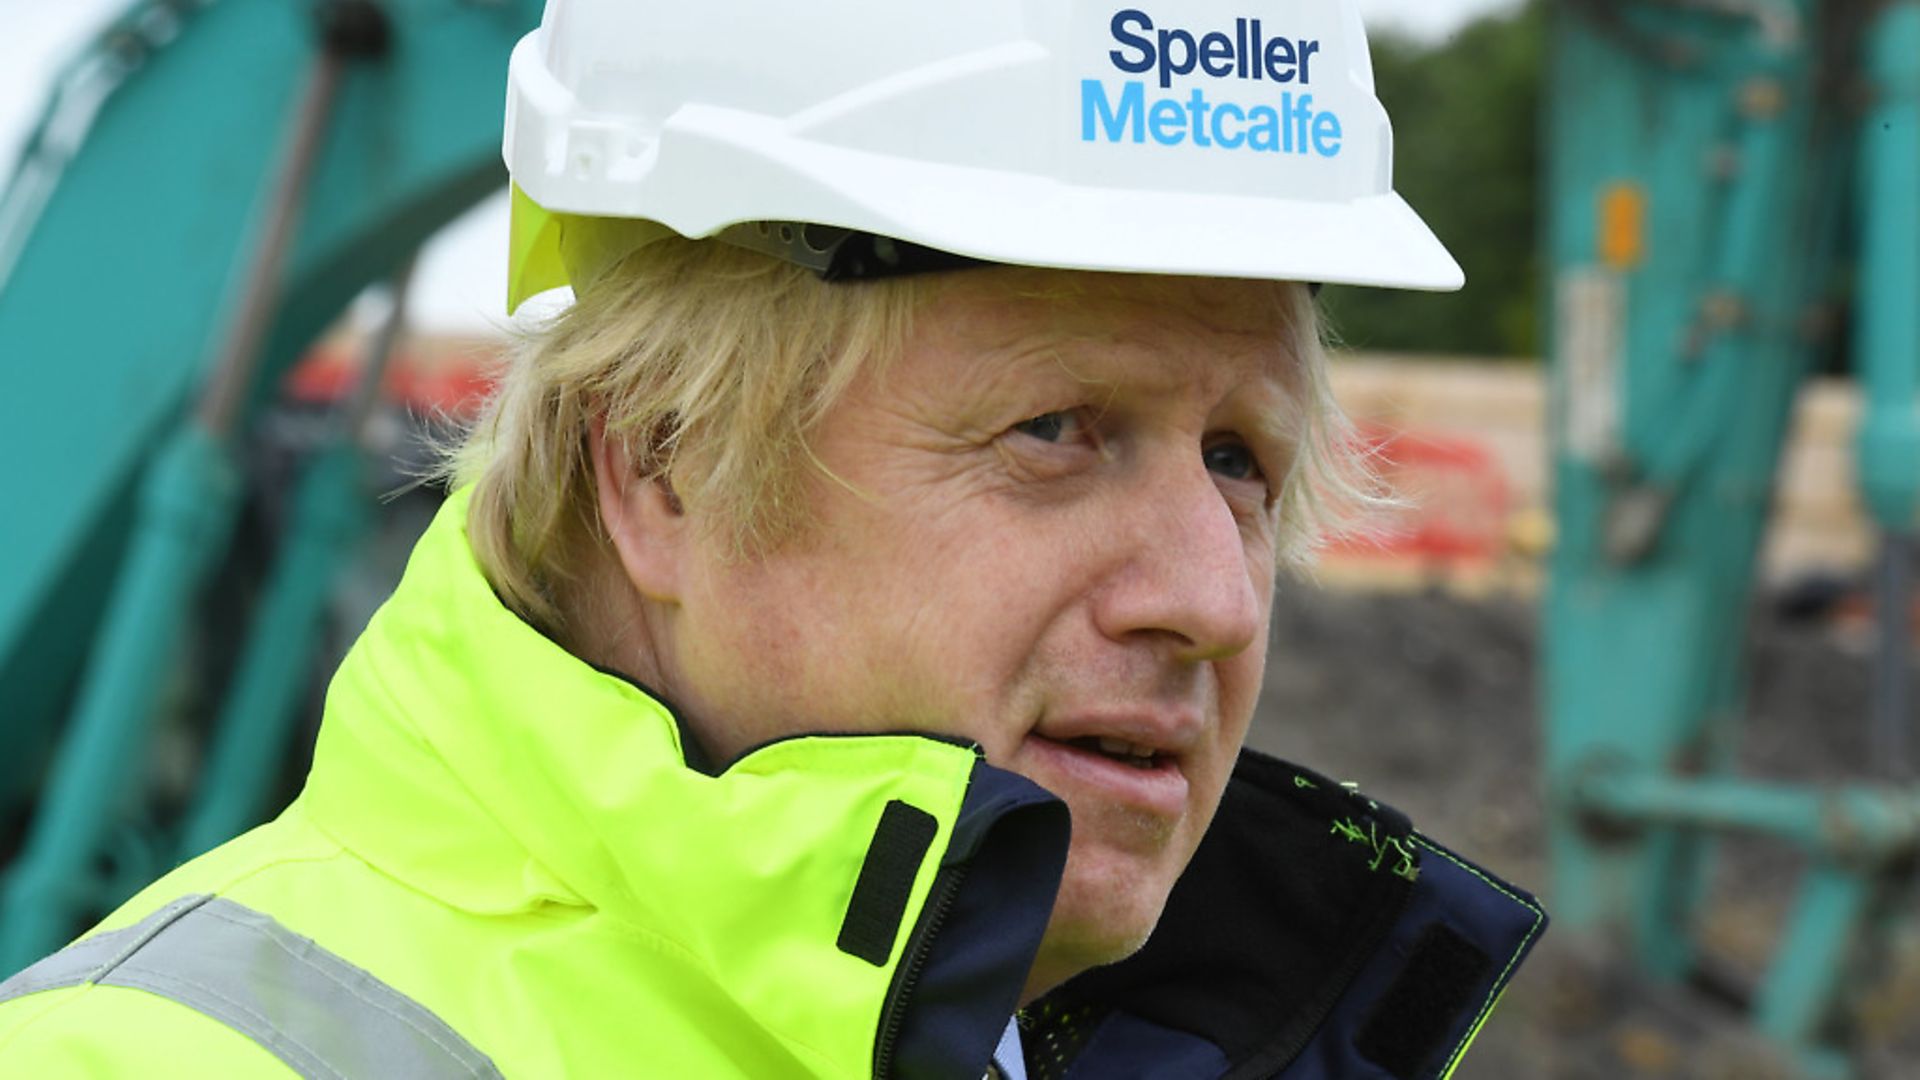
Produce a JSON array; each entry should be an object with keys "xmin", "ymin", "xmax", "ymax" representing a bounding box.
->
[
  {"xmin": 1546, "ymin": 1, "xmax": 1919, "ymax": 1075},
  {"xmin": 0, "ymin": 0, "xmax": 542, "ymax": 966}
]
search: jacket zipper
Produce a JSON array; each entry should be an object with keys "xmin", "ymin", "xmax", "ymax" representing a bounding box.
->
[{"xmin": 871, "ymin": 858, "xmax": 972, "ymax": 1078}]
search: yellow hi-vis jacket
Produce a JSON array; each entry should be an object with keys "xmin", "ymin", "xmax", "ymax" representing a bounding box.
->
[{"xmin": 0, "ymin": 491, "xmax": 1546, "ymax": 1079}]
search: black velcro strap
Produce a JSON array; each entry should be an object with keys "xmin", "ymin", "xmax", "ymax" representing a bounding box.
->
[
  {"xmin": 1355, "ymin": 923, "xmax": 1493, "ymax": 1079},
  {"xmin": 837, "ymin": 800, "xmax": 939, "ymax": 966}
]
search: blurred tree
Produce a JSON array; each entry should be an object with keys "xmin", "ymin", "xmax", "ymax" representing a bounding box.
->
[{"xmin": 1321, "ymin": 1, "xmax": 1544, "ymax": 358}]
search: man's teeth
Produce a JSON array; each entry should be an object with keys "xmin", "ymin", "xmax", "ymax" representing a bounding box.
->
[{"xmin": 1094, "ymin": 737, "xmax": 1158, "ymax": 766}]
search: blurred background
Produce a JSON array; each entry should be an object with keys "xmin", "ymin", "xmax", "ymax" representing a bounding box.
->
[{"xmin": 1, "ymin": 1, "xmax": 1915, "ymax": 1076}]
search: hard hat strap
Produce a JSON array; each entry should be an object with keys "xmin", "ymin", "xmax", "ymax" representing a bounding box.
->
[
  {"xmin": 712, "ymin": 219, "xmax": 1323, "ymax": 292},
  {"xmin": 714, "ymin": 222, "xmax": 986, "ymax": 282}
]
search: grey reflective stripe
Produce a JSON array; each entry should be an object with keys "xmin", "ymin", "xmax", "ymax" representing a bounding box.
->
[{"xmin": 0, "ymin": 894, "xmax": 502, "ymax": 1080}]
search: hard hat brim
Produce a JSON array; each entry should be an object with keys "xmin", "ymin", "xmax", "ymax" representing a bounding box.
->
[
  {"xmin": 686, "ymin": 116, "xmax": 1465, "ymax": 292},
  {"xmin": 511, "ymin": 112, "xmax": 1465, "ymax": 312}
]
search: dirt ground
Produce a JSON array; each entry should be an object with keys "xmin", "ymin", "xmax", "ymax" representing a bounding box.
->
[{"xmin": 1248, "ymin": 581, "xmax": 1920, "ymax": 1079}]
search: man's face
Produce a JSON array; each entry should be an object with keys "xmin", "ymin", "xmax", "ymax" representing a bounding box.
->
[{"xmin": 659, "ymin": 269, "xmax": 1294, "ymax": 996}]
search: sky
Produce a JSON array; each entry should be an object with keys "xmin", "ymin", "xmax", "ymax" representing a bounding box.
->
[{"xmin": 0, "ymin": 0, "xmax": 1525, "ymax": 332}]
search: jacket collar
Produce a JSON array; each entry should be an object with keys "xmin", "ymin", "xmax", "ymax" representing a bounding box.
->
[{"xmin": 300, "ymin": 488, "xmax": 997, "ymax": 1075}]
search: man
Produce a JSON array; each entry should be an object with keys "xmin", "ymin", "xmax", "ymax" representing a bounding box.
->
[{"xmin": 0, "ymin": 2, "xmax": 1544, "ymax": 1077}]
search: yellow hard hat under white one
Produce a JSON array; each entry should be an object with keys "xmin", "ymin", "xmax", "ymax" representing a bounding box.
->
[{"xmin": 503, "ymin": 1, "xmax": 1463, "ymax": 312}]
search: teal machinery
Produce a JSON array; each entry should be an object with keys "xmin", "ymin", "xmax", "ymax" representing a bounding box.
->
[
  {"xmin": 0, "ymin": 0, "xmax": 543, "ymax": 965},
  {"xmin": 1546, "ymin": 0, "xmax": 1920, "ymax": 1075}
]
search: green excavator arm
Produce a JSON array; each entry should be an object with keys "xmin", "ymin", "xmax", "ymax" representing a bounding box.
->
[{"xmin": 0, "ymin": 0, "xmax": 542, "ymax": 962}]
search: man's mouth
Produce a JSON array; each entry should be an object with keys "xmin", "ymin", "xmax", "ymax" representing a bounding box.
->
[
  {"xmin": 1066, "ymin": 735, "xmax": 1164, "ymax": 770},
  {"xmin": 1020, "ymin": 727, "xmax": 1193, "ymax": 821}
]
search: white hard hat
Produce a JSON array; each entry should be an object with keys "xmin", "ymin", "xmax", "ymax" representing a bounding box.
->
[{"xmin": 503, "ymin": 1, "xmax": 1463, "ymax": 311}]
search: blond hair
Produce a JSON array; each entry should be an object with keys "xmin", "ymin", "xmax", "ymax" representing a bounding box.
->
[{"xmin": 448, "ymin": 238, "xmax": 1378, "ymax": 634}]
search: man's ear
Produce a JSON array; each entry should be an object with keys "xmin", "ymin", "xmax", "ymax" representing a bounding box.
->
[{"xmin": 590, "ymin": 415, "xmax": 686, "ymax": 603}]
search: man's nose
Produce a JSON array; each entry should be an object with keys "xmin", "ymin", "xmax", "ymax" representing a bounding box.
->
[{"xmin": 1091, "ymin": 457, "xmax": 1265, "ymax": 663}]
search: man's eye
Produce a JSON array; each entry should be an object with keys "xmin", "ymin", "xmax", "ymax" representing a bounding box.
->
[
  {"xmin": 1203, "ymin": 440, "xmax": 1263, "ymax": 482},
  {"xmin": 1012, "ymin": 411, "xmax": 1086, "ymax": 444}
]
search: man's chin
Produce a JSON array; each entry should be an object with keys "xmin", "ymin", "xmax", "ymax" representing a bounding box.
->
[{"xmin": 1021, "ymin": 870, "xmax": 1169, "ymax": 1001}]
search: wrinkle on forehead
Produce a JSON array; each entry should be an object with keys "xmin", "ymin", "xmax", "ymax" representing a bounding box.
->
[
  {"xmin": 940, "ymin": 267, "xmax": 1297, "ymax": 335},
  {"xmin": 905, "ymin": 268, "xmax": 1305, "ymax": 408}
]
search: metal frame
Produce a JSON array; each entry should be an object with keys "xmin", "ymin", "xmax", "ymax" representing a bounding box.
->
[
  {"xmin": 1545, "ymin": 1, "xmax": 1920, "ymax": 1074},
  {"xmin": 0, "ymin": 0, "xmax": 544, "ymax": 970}
]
